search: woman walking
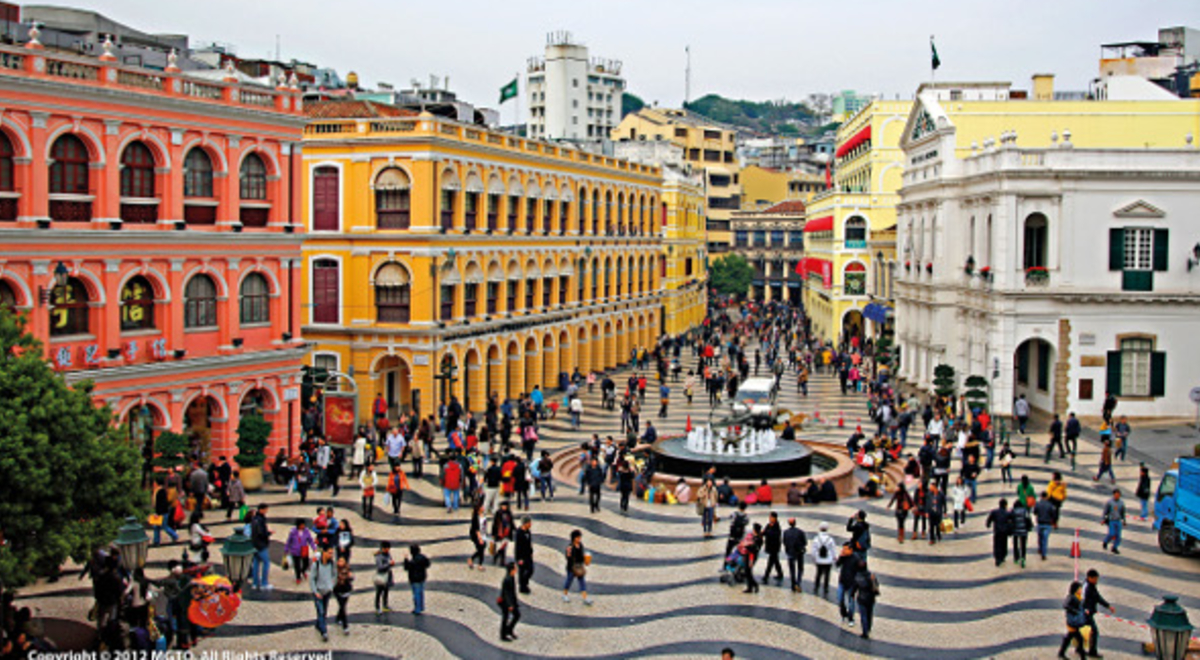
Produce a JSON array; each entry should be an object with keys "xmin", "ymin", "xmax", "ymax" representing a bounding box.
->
[
  {"xmin": 854, "ymin": 564, "xmax": 880, "ymax": 640},
  {"xmin": 1058, "ymin": 581, "xmax": 1089, "ymax": 659},
  {"xmin": 1136, "ymin": 464, "xmax": 1152, "ymax": 521},
  {"xmin": 336, "ymin": 520, "xmax": 354, "ymax": 564},
  {"xmin": 950, "ymin": 477, "xmax": 969, "ymax": 530},
  {"xmin": 562, "ymin": 529, "xmax": 592, "ymax": 605},
  {"xmin": 698, "ymin": 478, "xmax": 719, "ymax": 538},
  {"xmin": 188, "ymin": 510, "xmax": 212, "ymax": 563},
  {"xmin": 911, "ymin": 482, "xmax": 928, "ymax": 540},
  {"xmin": 468, "ymin": 502, "xmax": 488, "ymax": 571},
  {"xmin": 333, "ymin": 557, "xmax": 354, "ymax": 635},
  {"xmin": 286, "ymin": 519, "xmax": 316, "ymax": 584},
  {"xmin": 226, "ymin": 471, "xmax": 246, "ymax": 520},
  {"xmin": 998, "ymin": 443, "xmax": 1015, "ymax": 485},
  {"xmin": 359, "ymin": 464, "xmax": 378, "ymax": 520},
  {"xmin": 373, "ymin": 542, "xmax": 395, "ymax": 615},
  {"xmin": 886, "ymin": 483, "xmax": 913, "ymax": 543}
]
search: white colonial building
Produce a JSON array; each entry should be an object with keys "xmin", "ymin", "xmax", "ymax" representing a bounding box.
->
[{"xmin": 894, "ymin": 102, "xmax": 1200, "ymax": 418}]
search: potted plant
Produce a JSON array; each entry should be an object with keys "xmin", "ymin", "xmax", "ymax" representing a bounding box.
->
[
  {"xmin": 979, "ymin": 265, "xmax": 992, "ymax": 281},
  {"xmin": 235, "ymin": 412, "xmax": 273, "ymax": 491},
  {"xmin": 152, "ymin": 430, "xmax": 191, "ymax": 488},
  {"xmin": 964, "ymin": 255, "xmax": 975, "ymax": 275},
  {"xmin": 1025, "ymin": 266, "xmax": 1049, "ymax": 284},
  {"xmin": 904, "ymin": 260, "xmax": 912, "ymax": 272},
  {"xmin": 925, "ymin": 262, "xmax": 933, "ymax": 274}
]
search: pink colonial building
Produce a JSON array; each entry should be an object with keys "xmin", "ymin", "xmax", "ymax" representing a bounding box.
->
[{"xmin": 0, "ymin": 33, "xmax": 306, "ymax": 463}]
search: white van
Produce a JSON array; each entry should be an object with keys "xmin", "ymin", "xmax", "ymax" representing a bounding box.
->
[{"xmin": 732, "ymin": 377, "xmax": 778, "ymax": 427}]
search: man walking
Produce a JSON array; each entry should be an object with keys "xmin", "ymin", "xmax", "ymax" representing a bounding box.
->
[
  {"xmin": 515, "ymin": 517, "xmax": 534, "ymax": 594},
  {"xmin": 1046, "ymin": 414, "xmax": 1065, "ymax": 462},
  {"xmin": 1065, "ymin": 412, "xmax": 1081, "ymax": 457},
  {"xmin": 584, "ymin": 458, "xmax": 605, "ymax": 514},
  {"xmin": 1102, "ymin": 489, "xmax": 1126, "ymax": 555},
  {"xmin": 1014, "ymin": 394, "xmax": 1030, "ymax": 435},
  {"xmin": 499, "ymin": 562, "xmax": 520, "ymax": 642},
  {"xmin": 782, "ymin": 518, "xmax": 808, "ymax": 593},
  {"xmin": 250, "ymin": 504, "xmax": 272, "ymax": 590},
  {"xmin": 1034, "ymin": 491, "xmax": 1058, "ymax": 560},
  {"xmin": 811, "ymin": 522, "xmax": 836, "ymax": 597},
  {"xmin": 402, "ymin": 544, "xmax": 430, "ymax": 615},
  {"xmin": 761, "ymin": 512, "xmax": 784, "ymax": 585},
  {"xmin": 1083, "ymin": 568, "xmax": 1115, "ymax": 657}
]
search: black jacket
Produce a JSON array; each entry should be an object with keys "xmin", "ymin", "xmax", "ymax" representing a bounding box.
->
[
  {"xmin": 500, "ymin": 573, "xmax": 518, "ymax": 609},
  {"xmin": 250, "ymin": 514, "xmax": 270, "ymax": 551},
  {"xmin": 515, "ymin": 528, "xmax": 534, "ymax": 561},
  {"xmin": 403, "ymin": 553, "xmax": 430, "ymax": 583},
  {"xmin": 763, "ymin": 522, "xmax": 782, "ymax": 554},
  {"xmin": 986, "ymin": 508, "xmax": 1011, "ymax": 536},
  {"xmin": 584, "ymin": 465, "xmax": 605, "ymax": 489},
  {"xmin": 782, "ymin": 527, "xmax": 807, "ymax": 558},
  {"xmin": 1082, "ymin": 581, "xmax": 1110, "ymax": 615}
]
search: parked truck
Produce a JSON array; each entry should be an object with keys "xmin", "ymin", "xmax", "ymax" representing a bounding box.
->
[{"xmin": 1154, "ymin": 456, "xmax": 1200, "ymax": 555}]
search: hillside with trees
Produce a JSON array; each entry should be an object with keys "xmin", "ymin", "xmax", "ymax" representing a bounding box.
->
[{"xmin": 683, "ymin": 94, "xmax": 817, "ymax": 136}]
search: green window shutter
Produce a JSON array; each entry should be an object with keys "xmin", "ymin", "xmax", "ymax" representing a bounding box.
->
[
  {"xmin": 1150, "ymin": 351, "xmax": 1166, "ymax": 397},
  {"xmin": 1122, "ymin": 270, "xmax": 1153, "ymax": 292},
  {"xmin": 1153, "ymin": 229, "xmax": 1169, "ymax": 271},
  {"xmin": 1109, "ymin": 228, "xmax": 1124, "ymax": 271},
  {"xmin": 1106, "ymin": 350, "xmax": 1122, "ymax": 397}
]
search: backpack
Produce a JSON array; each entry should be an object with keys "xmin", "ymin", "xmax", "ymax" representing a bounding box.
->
[
  {"xmin": 730, "ymin": 513, "xmax": 747, "ymax": 540},
  {"xmin": 817, "ymin": 537, "xmax": 831, "ymax": 561}
]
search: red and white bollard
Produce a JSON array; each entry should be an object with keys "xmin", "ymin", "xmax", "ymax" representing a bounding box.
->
[{"xmin": 1070, "ymin": 528, "xmax": 1081, "ymax": 581}]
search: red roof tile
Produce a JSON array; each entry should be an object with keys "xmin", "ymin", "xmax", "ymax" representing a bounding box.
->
[
  {"xmin": 304, "ymin": 100, "xmax": 417, "ymax": 119},
  {"xmin": 763, "ymin": 200, "xmax": 807, "ymax": 214}
]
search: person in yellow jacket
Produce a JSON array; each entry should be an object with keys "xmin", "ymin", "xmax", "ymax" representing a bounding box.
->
[{"xmin": 1047, "ymin": 471, "xmax": 1067, "ymax": 519}]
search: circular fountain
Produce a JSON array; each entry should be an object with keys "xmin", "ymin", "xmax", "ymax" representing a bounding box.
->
[{"xmin": 652, "ymin": 424, "xmax": 818, "ymax": 479}]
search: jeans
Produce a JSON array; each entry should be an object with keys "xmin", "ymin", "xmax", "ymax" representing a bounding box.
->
[
  {"xmin": 1140, "ymin": 498, "xmax": 1149, "ymax": 519},
  {"xmin": 252, "ymin": 547, "xmax": 271, "ymax": 588},
  {"xmin": 152, "ymin": 523, "xmax": 179, "ymax": 545},
  {"xmin": 837, "ymin": 583, "xmax": 858, "ymax": 621},
  {"xmin": 702, "ymin": 507, "xmax": 715, "ymax": 533},
  {"xmin": 411, "ymin": 582, "xmax": 426, "ymax": 614},
  {"xmin": 859, "ymin": 600, "xmax": 875, "ymax": 635},
  {"xmin": 313, "ymin": 592, "xmax": 331, "ymax": 636},
  {"xmin": 1096, "ymin": 464, "xmax": 1115, "ymax": 481},
  {"xmin": 966, "ymin": 478, "xmax": 978, "ymax": 503},
  {"xmin": 1115, "ymin": 438, "xmax": 1128, "ymax": 461},
  {"xmin": 1037, "ymin": 523, "xmax": 1053, "ymax": 558},
  {"xmin": 563, "ymin": 573, "xmax": 587, "ymax": 593},
  {"xmin": 985, "ymin": 444, "xmax": 995, "ymax": 470},
  {"xmin": 537, "ymin": 475, "xmax": 556, "ymax": 500},
  {"xmin": 1104, "ymin": 519, "xmax": 1123, "ymax": 551},
  {"xmin": 1012, "ymin": 533, "xmax": 1028, "ymax": 562},
  {"xmin": 443, "ymin": 488, "xmax": 460, "ymax": 512},
  {"xmin": 787, "ymin": 556, "xmax": 804, "ymax": 589},
  {"xmin": 1017, "ymin": 416, "xmax": 1028, "ymax": 434}
]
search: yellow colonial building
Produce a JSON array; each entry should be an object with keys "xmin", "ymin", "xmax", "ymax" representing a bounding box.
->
[
  {"xmin": 802, "ymin": 100, "xmax": 912, "ymax": 345},
  {"xmin": 612, "ymin": 108, "xmax": 740, "ymax": 250},
  {"xmin": 660, "ymin": 166, "xmax": 708, "ymax": 334},
  {"xmin": 740, "ymin": 165, "xmax": 824, "ymax": 209},
  {"xmin": 301, "ymin": 101, "xmax": 666, "ymax": 420}
]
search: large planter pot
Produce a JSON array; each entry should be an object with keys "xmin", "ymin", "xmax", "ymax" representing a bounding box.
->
[{"xmin": 239, "ymin": 466, "xmax": 264, "ymax": 492}]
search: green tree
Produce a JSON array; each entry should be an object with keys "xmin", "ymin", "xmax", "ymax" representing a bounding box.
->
[
  {"xmin": 151, "ymin": 430, "xmax": 190, "ymax": 478},
  {"xmin": 235, "ymin": 413, "xmax": 272, "ymax": 469},
  {"xmin": 875, "ymin": 332, "xmax": 894, "ymax": 368},
  {"xmin": 621, "ymin": 92, "xmax": 645, "ymax": 118},
  {"xmin": 933, "ymin": 363, "xmax": 957, "ymax": 398},
  {"xmin": 0, "ymin": 307, "xmax": 144, "ymax": 588},
  {"xmin": 709, "ymin": 254, "xmax": 755, "ymax": 297},
  {"xmin": 964, "ymin": 375, "xmax": 990, "ymax": 413}
]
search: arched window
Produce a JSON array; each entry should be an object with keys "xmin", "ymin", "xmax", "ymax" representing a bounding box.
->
[
  {"xmin": 120, "ymin": 142, "xmax": 157, "ymax": 224},
  {"xmin": 375, "ymin": 263, "xmax": 411, "ymax": 323},
  {"xmin": 183, "ymin": 148, "xmax": 216, "ymax": 225},
  {"xmin": 0, "ymin": 132, "xmax": 14, "ymax": 221},
  {"xmin": 241, "ymin": 153, "xmax": 270, "ymax": 227},
  {"xmin": 375, "ymin": 168, "xmax": 411, "ymax": 229},
  {"xmin": 240, "ymin": 154, "xmax": 267, "ymax": 200},
  {"xmin": 240, "ymin": 273, "xmax": 270, "ymax": 325},
  {"xmin": 1023, "ymin": 213, "xmax": 1048, "ymax": 269},
  {"xmin": 50, "ymin": 278, "xmax": 89, "ymax": 336},
  {"xmin": 844, "ymin": 216, "xmax": 867, "ymax": 247},
  {"xmin": 120, "ymin": 275, "xmax": 155, "ymax": 331},
  {"xmin": 0, "ymin": 280, "xmax": 14, "ymax": 307},
  {"xmin": 49, "ymin": 134, "xmax": 91, "ymax": 222},
  {"xmin": 184, "ymin": 275, "xmax": 218, "ymax": 328}
]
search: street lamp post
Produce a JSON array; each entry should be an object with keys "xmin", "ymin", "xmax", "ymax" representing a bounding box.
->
[
  {"xmin": 1148, "ymin": 595, "xmax": 1193, "ymax": 660},
  {"xmin": 221, "ymin": 530, "xmax": 255, "ymax": 592},
  {"xmin": 114, "ymin": 516, "xmax": 150, "ymax": 572}
]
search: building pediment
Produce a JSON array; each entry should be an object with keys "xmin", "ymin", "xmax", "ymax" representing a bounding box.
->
[{"xmin": 1113, "ymin": 200, "xmax": 1165, "ymax": 219}]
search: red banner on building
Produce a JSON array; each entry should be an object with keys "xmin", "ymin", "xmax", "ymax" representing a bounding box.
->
[{"xmin": 323, "ymin": 395, "xmax": 357, "ymax": 445}]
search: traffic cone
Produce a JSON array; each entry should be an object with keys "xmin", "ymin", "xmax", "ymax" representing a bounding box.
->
[
  {"xmin": 686, "ymin": 416, "xmax": 692, "ymax": 433},
  {"xmin": 838, "ymin": 411, "xmax": 844, "ymax": 428},
  {"xmin": 1070, "ymin": 528, "xmax": 1081, "ymax": 581}
]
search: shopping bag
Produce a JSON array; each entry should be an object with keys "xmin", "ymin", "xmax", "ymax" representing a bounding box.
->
[
  {"xmin": 287, "ymin": 478, "xmax": 296, "ymax": 494},
  {"xmin": 382, "ymin": 492, "xmax": 391, "ymax": 507},
  {"xmin": 941, "ymin": 518, "xmax": 954, "ymax": 533},
  {"xmin": 964, "ymin": 498, "xmax": 974, "ymax": 513},
  {"xmin": 282, "ymin": 555, "xmax": 290, "ymax": 570},
  {"xmin": 239, "ymin": 504, "xmax": 249, "ymax": 521},
  {"xmin": 147, "ymin": 514, "xmax": 163, "ymax": 527}
]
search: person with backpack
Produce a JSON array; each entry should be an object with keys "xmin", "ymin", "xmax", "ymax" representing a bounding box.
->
[
  {"xmin": 854, "ymin": 563, "xmax": 880, "ymax": 640},
  {"xmin": 373, "ymin": 542, "xmax": 395, "ymax": 615},
  {"xmin": 725, "ymin": 502, "xmax": 750, "ymax": 559},
  {"xmin": 1009, "ymin": 497, "xmax": 1032, "ymax": 568},
  {"xmin": 810, "ymin": 522, "xmax": 836, "ymax": 597},
  {"xmin": 1058, "ymin": 581, "xmax": 1089, "ymax": 659},
  {"xmin": 402, "ymin": 544, "xmax": 431, "ymax": 615}
]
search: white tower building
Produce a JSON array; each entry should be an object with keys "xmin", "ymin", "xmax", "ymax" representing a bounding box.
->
[{"xmin": 526, "ymin": 31, "xmax": 624, "ymax": 141}]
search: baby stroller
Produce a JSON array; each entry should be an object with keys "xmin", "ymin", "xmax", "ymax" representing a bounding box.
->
[{"xmin": 719, "ymin": 546, "xmax": 750, "ymax": 586}]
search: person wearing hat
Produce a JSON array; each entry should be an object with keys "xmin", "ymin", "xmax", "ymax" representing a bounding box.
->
[
  {"xmin": 782, "ymin": 518, "xmax": 808, "ymax": 593},
  {"xmin": 810, "ymin": 522, "xmax": 836, "ymax": 597}
]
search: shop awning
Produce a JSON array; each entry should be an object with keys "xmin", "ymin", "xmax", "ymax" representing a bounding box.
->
[
  {"xmin": 835, "ymin": 125, "xmax": 872, "ymax": 159},
  {"xmin": 863, "ymin": 302, "xmax": 893, "ymax": 324},
  {"xmin": 803, "ymin": 257, "xmax": 833, "ymax": 288},
  {"xmin": 805, "ymin": 215, "xmax": 834, "ymax": 233}
]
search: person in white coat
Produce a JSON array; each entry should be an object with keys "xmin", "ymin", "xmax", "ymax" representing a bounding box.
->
[
  {"xmin": 810, "ymin": 522, "xmax": 837, "ymax": 597},
  {"xmin": 352, "ymin": 434, "xmax": 368, "ymax": 479},
  {"xmin": 950, "ymin": 477, "xmax": 969, "ymax": 530}
]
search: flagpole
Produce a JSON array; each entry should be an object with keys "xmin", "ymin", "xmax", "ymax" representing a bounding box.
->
[{"xmin": 930, "ymin": 35, "xmax": 936, "ymax": 84}]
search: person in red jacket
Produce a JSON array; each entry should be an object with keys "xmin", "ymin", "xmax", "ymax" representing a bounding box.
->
[
  {"xmin": 442, "ymin": 458, "xmax": 463, "ymax": 513},
  {"xmin": 755, "ymin": 479, "xmax": 774, "ymax": 506}
]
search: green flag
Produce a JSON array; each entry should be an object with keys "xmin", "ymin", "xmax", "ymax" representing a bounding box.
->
[
  {"xmin": 931, "ymin": 38, "xmax": 941, "ymax": 70},
  {"xmin": 499, "ymin": 78, "xmax": 518, "ymax": 104}
]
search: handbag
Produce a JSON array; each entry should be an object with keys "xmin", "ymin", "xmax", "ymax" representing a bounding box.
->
[
  {"xmin": 282, "ymin": 555, "xmax": 291, "ymax": 570},
  {"xmin": 941, "ymin": 518, "xmax": 954, "ymax": 533},
  {"xmin": 147, "ymin": 514, "xmax": 163, "ymax": 527},
  {"xmin": 571, "ymin": 563, "xmax": 587, "ymax": 578}
]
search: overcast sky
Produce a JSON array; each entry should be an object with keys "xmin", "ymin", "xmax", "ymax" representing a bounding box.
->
[{"xmin": 66, "ymin": 0, "xmax": 1198, "ymax": 116}]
